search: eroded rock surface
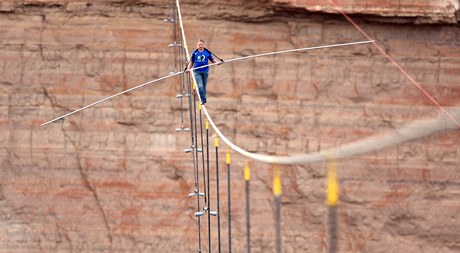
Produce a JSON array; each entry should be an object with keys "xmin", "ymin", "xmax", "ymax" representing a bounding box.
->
[{"xmin": 0, "ymin": 1, "xmax": 459, "ymax": 252}]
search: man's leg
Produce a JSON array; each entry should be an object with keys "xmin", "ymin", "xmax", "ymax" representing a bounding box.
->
[
  {"xmin": 201, "ymin": 72, "xmax": 209, "ymax": 104},
  {"xmin": 194, "ymin": 72, "xmax": 205, "ymax": 104}
]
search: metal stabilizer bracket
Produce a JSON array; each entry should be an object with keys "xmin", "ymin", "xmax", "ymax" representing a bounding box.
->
[
  {"xmin": 184, "ymin": 145, "xmax": 201, "ymax": 153},
  {"xmin": 176, "ymin": 93, "xmax": 191, "ymax": 99},
  {"xmin": 176, "ymin": 126, "xmax": 191, "ymax": 132},
  {"xmin": 188, "ymin": 189, "xmax": 205, "ymax": 198},
  {"xmin": 209, "ymin": 211, "xmax": 218, "ymax": 216},
  {"xmin": 163, "ymin": 17, "xmax": 175, "ymax": 22},
  {"xmin": 195, "ymin": 212, "xmax": 204, "ymax": 217}
]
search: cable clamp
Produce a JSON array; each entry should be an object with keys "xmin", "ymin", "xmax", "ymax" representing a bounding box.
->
[{"xmin": 175, "ymin": 126, "xmax": 190, "ymax": 132}]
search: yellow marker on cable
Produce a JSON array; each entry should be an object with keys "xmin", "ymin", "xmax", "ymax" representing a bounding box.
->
[
  {"xmin": 206, "ymin": 119, "xmax": 209, "ymax": 130},
  {"xmin": 244, "ymin": 162, "xmax": 250, "ymax": 181},
  {"xmin": 273, "ymin": 165, "xmax": 281, "ymax": 197},
  {"xmin": 326, "ymin": 156, "xmax": 339, "ymax": 207},
  {"xmin": 226, "ymin": 150, "xmax": 231, "ymax": 165},
  {"xmin": 215, "ymin": 135, "xmax": 219, "ymax": 147},
  {"xmin": 198, "ymin": 103, "xmax": 202, "ymax": 110},
  {"xmin": 193, "ymin": 82, "xmax": 196, "ymax": 90}
]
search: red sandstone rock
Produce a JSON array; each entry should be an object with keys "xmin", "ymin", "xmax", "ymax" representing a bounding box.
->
[
  {"xmin": 0, "ymin": 1, "xmax": 459, "ymax": 252},
  {"xmin": 273, "ymin": 0, "xmax": 460, "ymax": 24}
]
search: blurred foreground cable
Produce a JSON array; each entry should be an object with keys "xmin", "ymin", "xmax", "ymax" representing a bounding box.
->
[
  {"xmin": 215, "ymin": 135, "xmax": 222, "ymax": 253},
  {"xmin": 244, "ymin": 162, "xmax": 251, "ymax": 253},
  {"xmin": 226, "ymin": 151, "xmax": 232, "ymax": 253},
  {"xmin": 273, "ymin": 165, "xmax": 282, "ymax": 253},
  {"xmin": 327, "ymin": 157, "xmax": 339, "ymax": 253}
]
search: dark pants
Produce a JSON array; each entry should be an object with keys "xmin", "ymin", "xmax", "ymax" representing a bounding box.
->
[{"xmin": 194, "ymin": 71, "xmax": 209, "ymax": 104}]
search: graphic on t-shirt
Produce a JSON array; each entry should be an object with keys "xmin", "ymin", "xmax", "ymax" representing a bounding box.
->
[
  {"xmin": 196, "ymin": 54, "xmax": 206, "ymax": 62},
  {"xmin": 193, "ymin": 51, "xmax": 212, "ymax": 72}
]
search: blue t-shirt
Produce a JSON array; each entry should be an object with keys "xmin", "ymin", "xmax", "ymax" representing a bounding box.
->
[{"xmin": 192, "ymin": 50, "xmax": 213, "ymax": 72}]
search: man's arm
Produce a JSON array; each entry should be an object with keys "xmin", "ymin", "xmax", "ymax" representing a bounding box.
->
[
  {"xmin": 211, "ymin": 58, "xmax": 223, "ymax": 65},
  {"xmin": 185, "ymin": 59, "xmax": 194, "ymax": 72}
]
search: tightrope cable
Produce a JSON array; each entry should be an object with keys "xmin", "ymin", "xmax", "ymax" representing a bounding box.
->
[
  {"xmin": 202, "ymin": 106, "xmax": 460, "ymax": 165},
  {"xmin": 175, "ymin": 16, "xmax": 188, "ymax": 131}
]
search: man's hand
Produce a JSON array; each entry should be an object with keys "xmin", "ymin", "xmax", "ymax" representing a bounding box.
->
[
  {"xmin": 217, "ymin": 60, "xmax": 223, "ymax": 65},
  {"xmin": 185, "ymin": 68, "xmax": 191, "ymax": 73}
]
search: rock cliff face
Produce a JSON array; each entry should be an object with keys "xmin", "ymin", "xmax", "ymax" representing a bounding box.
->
[
  {"xmin": 1, "ymin": 0, "xmax": 459, "ymax": 252},
  {"xmin": 274, "ymin": 0, "xmax": 460, "ymax": 23}
]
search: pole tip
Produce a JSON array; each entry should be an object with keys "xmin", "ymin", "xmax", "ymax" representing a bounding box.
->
[
  {"xmin": 244, "ymin": 161, "xmax": 250, "ymax": 181},
  {"xmin": 273, "ymin": 165, "xmax": 281, "ymax": 196},
  {"xmin": 226, "ymin": 150, "xmax": 231, "ymax": 165},
  {"xmin": 327, "ymin": 156, "xmax": 339, "ymax": 207}
]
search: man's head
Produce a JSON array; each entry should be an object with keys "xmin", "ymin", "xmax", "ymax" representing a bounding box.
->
[{"xmin": 197, "ymin": 39, "xmax": 205, "ymax": 51}]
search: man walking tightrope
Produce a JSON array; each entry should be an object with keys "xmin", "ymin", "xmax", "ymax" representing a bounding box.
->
[{"xmin": 185, "ymin": 39, "xmax": 223, "ymax": 105}]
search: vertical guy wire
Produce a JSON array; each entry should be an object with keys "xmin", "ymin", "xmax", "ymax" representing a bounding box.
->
[
  {"xmin": 215, "ymin": 135, "xmax": 222, "ymax": 253},
  {"xmin": 199, "ymin": 104, "xmax": 208, "ymax": 207},
  {"xmin": 175, "ymin": 1, "xmax": 204, "ymax": 251},
  {"xmin": 172, "ymin": 6, "xmax": 178, "ymax": 73},
  {"xmin": 175, "ymin": 6, "xmax": 186, "ymax": 129},
  {"xmin": 226, "ymin": 151, "xmax": 232, "ymax": 253},
  {"xmin": 273, "ymin": 165, "xmax": 282, "ymax": 253},
  {"xmin": 327, "ymin": 156, "xmax": 339, "ymax": 253},
  {"xmin": 206, "ymin": 119, "xmax": 212, "ymax": 253},
  {"xmin": 185, "ymin": 74, "xmax": 197, "ymax": 192},
  {"xmin": 244, "ymin": 162, "xmax": 251, "ymax": 253},
  {"xmin": 191, "ymin": 78, "xmax": 203, "ymax": 252},
  {"xmin": 171, "ymin": 1, "xmax": 201, "ymax": 251},
  {"xmin": 198, "ymin": 103, "xmax": 208, "ymax": 252},
  {"xmin": 180, "ymin": 22, "xmax": 201, "ymax": 253},
  {"xmin": 171, "ymin": 1, "xmax": 185, "ymax": 131},
  {"xmin": 178, "ymin": 11, "xmax": 196, "ymax": 194}
]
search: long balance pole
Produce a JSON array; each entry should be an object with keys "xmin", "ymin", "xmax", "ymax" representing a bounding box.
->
[{"xmin": 41, "ymin": 40, "xmax": 373, "ymax": 126}]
